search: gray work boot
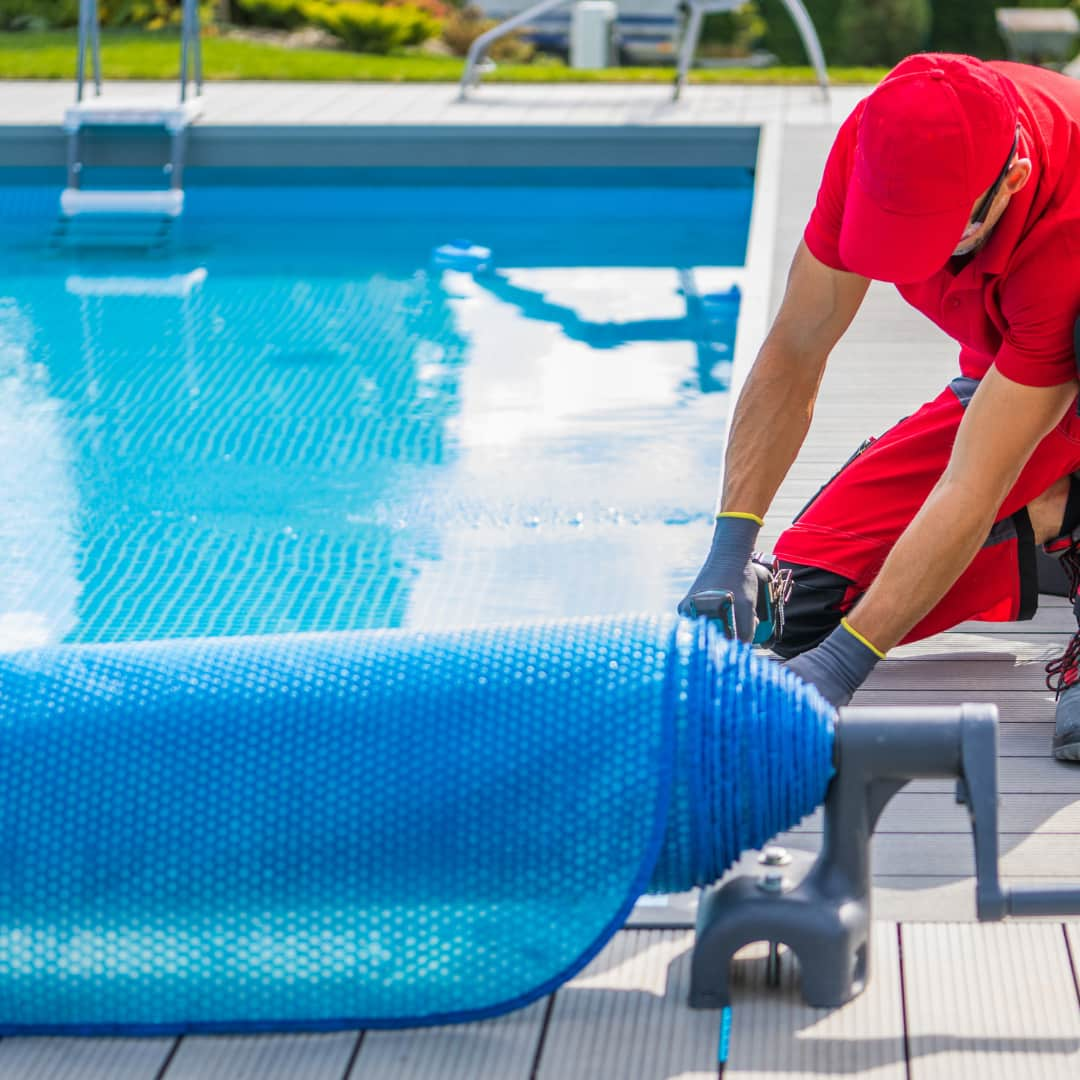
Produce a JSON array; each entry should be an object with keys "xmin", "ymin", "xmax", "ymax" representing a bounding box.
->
[
  {"xmin": 1043, "ymin": 539, "xmax": 1080, "ymax": 761},
  {"xmin": 1044, "ymin": 568, "xmax": 1080, "ymax": 761},
  {"xmin": 1053, "ymin": 684, "xmax": 1080, "ymax": 761}
]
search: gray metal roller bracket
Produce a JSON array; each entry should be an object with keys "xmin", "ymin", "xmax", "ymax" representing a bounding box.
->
[{"xmin": 689, "ymin": 703, "xmax": 1080, "ymax": 1010}]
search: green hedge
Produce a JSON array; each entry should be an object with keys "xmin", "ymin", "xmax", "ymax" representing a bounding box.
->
[
  {"xmin": 2, "ymin": 0, "xmax": 1076, "ymax": 66},
  {"xmin": 235, "ymin": 0, "xmax": 440, "ymax": 50},
  {"xmin": 0, "ymin": 0, "xmax": 218, "ymax": 32},
  {"xmin": 759, "ymin": 0, "xmax": 932, "ymax": 65},
  {"xmin": 760, "ymin": 0, "xmax": 1079, "ymax": 66},
  {"xmin": 928, "ymin": 0, "xmax": 1003, "ymax": 55},
  {"xmin": 0, "ymin": 0, "xmax": 78, "ymax": 30},
  {"xmin": 700, "ymin": 3, "xmax": 766, "ymax": 55},
  {"xmin": 99, "ymin": 0, "xmax": 217, "ymax": 29},
  {"xmin": 233, "ymin": 0, "xmax": 308, "ymax": 28},
  {"xmin": 757, "ymin": 0, "xmax": 842, "ymax": 64},
  {"xmin": 834, "ymin": 0, "xmax": 930, "ymax": 65},
  {"xmin": 304, "ymin": 0, "xmax": 438, "ymax": 49}
]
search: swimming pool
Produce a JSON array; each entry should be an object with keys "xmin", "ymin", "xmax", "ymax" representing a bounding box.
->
[{"xmin": 0, "ymin": 168, "xmax": 752, "ymax": 648}]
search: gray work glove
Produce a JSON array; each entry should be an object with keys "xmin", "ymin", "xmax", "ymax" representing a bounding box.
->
[
  {"xmin": 784, "ymin": 620, "xmax": 883, "ymax": 708},
  {"xmin": 677, "ymin": 514, "xmax": 761, "ymax": 643}
]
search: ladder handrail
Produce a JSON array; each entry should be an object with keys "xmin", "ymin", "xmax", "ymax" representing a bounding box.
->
[
  {"xmin": 76, "ymin": 0, "xmax": 102, "ymax": 103},
  {"xmin": 76, "ymin": 0, "xmax": 203, "ymax": 105},
  {"xmin": 674, "ymin": 0, "xmax": 829, "ymax": 101},
  {"xmin": 180, "ymin": 0, "xmax": 205, "ymax": 103},
  {"xmin": 458, "ymin": 0, "xmax": 577, "ymax": 99}
]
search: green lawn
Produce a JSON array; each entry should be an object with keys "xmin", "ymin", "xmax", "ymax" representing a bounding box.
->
[{"xmin": 0, "ymin": 30, "xmax": 886, "ymax": 83}]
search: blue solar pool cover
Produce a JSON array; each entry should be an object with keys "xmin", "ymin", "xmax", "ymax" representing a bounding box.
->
[{"xmin": 0, "ymin": 614, "xmax": 833, "ymax": 1034}]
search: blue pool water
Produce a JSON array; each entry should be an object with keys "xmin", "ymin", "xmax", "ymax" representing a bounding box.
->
[{"xmin": 0, "ymin": 170, "xmax": 752, "ymax": 647}]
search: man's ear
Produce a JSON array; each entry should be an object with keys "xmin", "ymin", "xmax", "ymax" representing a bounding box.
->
[{"xmin": 1006, "ymin": 157, "xmax": 1032, "ymax": 196}]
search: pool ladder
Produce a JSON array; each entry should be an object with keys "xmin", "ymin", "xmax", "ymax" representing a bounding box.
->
[{"xmin": 62, "ymin": 0, "xmax": 203, "ymax": 221}]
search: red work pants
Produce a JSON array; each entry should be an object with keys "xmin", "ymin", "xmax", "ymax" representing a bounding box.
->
[{"xmin": 772, "ymin": 378, "xmax": 1080, "ymax": 653}]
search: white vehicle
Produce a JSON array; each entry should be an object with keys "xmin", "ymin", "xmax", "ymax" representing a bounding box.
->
[{"xmin": 478, "ymin": 0, "xmax": 684, "ymax": 64}]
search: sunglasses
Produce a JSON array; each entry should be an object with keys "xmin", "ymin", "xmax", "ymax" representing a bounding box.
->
[{"xmin": 968, "ymin": 128, "xmax": 1020, "ymax": 228}]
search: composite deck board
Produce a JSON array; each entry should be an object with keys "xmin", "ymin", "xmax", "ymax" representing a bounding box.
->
[
  {"xmin": 778, "ymin": 831, "xmax": 1080, "ymax": 878},
  {"xmin": 722, "ymin": 924, "xmax": 906, "ymax": 1079},
  {"xmin": 961, "ymin": 731, "xmax": 1053, "ymax": 755},
  {"xmin": 790, "ymin": 789, "xmax": 1074, "ymax": 834},
  {"xmin": 891, "ymin": 756, "xmax": 1075, "ymax": 794},
  {"xmin": 873, "ymin": 880, "xmax": 1013, "ymax": 921},
  {"xmin": 535, "ymin": 930, "xmax": 717, "ymax": 1079},
  {"xmin": 889, "ymin": 636, "xmax": 1063, "ymax": 659},
  {"xmin": 351, "ymin": 1002, "xmax": 546, "ymax": 1079},
  {"xmin": 855, "ymin": 689, "xmax": 1059, "ymax": 723},
  {"xmin": 862, "ymin": 667, "xmax": 1058, "ymax": 692},
  {"xmin": 985, "ymin": 723, "xmax": 1055, "ymax": 741},
  {"xmin": 163, "ymin": 1032, "xmax": 359, "ymax": 1079},
  {"xmin": 0, "ymin": 1037, "xmax": 174, "ymax": 1080},
  {"xmin": 537, "ymin": 925, "xmax": 907, "ymax": 1079},
  {"xmin": 901, "ymin": 923, "xmax": 1080, "ymax": 1078}
]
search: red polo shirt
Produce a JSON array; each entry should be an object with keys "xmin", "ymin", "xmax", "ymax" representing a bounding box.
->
[{"xmin": 805, "ymin": 62, "xmax": 1080, "ymax": 388}]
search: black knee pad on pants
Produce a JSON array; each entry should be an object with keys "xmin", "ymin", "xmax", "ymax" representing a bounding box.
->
[
  {"xmin": 776, "ymin": 540, "xmax": 1058, "ymax": 659},
  {"xmin": 771, "ymin": 561, "xmax": 856, "ymax": 660},
  {"xmin": 1037, "ymin": 547, "xmax": 1072, "ymax": 597}
]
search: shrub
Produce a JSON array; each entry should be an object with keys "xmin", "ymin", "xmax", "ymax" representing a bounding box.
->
[
  {"xmin": 0, "ymin": 0, "xmax": 79, "ymax": 30},
  {"xmin": 833, "ymin": 0, "xmax": 929, "ymax": 64},
  {"xmin": 99, "ymin": 0, "xmax": 217, "ymax": 29},
  {"xmin": 303, "ymin": 0, "xmax": 440, "ymax": 51},
  {"xmin": 233, "ymin": 0, "xmax": 308, "ymax": 28},
  {"xmin": 386, "ymin": 0, "xmax": 447, "ymax": 19},
  {"xmin": 756, "ymin": 0, "xmax": 842, "ymax": 64},
  {"xmin": 928, "ymin": 0, "xmax": 1004, "ymax": 58},
  {"xmin": 441, "ymin": 4, "xmax": 533, "ymax": 61},
  {"xmin": 700, "ymin": 1, "xmax": 767, "ymax": 58}
]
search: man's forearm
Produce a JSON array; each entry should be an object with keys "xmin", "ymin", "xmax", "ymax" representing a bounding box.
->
[
  {"xmin": 844, "ymin": 370, "xmax": 1078, "ymax": 654},
  {"xmin": 846, "ymin": 480, "xmax": 997, "ymax": 652},
  {"xmin": 721, "ymin": 337, "xmax": 826, "ymax": 517}
]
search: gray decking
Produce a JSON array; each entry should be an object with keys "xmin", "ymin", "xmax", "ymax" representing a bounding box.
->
[
  {"xmin": 1, "ymin": 80, "xmax": 1078, "ymax": 1076},
  {"xmin": 0, "ymin": 80, "xmax": 864, "ymax": 127}
]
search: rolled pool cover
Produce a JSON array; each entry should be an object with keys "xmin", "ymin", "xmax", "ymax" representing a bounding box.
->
[{"xmin": 0, "ymin": 614, "xmax": 834, "ymax": 1034}]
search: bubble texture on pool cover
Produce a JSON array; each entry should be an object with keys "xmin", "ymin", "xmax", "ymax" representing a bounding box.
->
[{"xmin": 0, "ymin": 614, "xmax": 833, "ymax": 1034}]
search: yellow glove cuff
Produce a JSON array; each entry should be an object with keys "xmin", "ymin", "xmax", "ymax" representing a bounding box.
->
[
  {"xmin": 715, "ymin": 511, "xmax": 765, "ymax": 528},
  {"xmin": 840, "ymin": 618, "xmax": 886, "ymax": 660}
]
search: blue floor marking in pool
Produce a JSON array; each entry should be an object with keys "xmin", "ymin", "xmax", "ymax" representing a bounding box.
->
[{"xmin": 0, "ymin": 176, "xmax": 751, "ymax": 647}]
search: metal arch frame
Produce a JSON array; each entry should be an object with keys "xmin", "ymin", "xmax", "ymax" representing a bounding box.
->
[
  {"xmin": 459, "ymin": 0, "xmax": 576, "ymax": 100},
  {"xmin": 458, "ymin": 0, "xmax": 829, "ymax": 101},
  {"xmin": 76, "ymin": 0, "xmax": 203, "ymax": 104},
  {"xmin": 674, "ymin": 0, "xmax": 828, "ymax": 101}
]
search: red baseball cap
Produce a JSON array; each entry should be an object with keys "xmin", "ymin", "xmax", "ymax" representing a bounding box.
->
[{"xmin": 839, "ymin": 54, "xmax": 1020, "ymax": 283}]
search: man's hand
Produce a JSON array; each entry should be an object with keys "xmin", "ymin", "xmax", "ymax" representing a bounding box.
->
[
  {"xmin": 679, "ymin": 245, "xmax": 869, "ymax": 643},
  {"xmin": 678, "ymin": 514, "xmax": 761, "ymax": 642},
  {"xmin": 784, "ymin": 620, "xmax": 884, "ymax": 707}
]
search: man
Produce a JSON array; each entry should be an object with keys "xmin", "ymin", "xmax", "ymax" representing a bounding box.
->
[{"xmin": 678, "ymin": 52, "xmax": 1080, "ymax": 760}]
